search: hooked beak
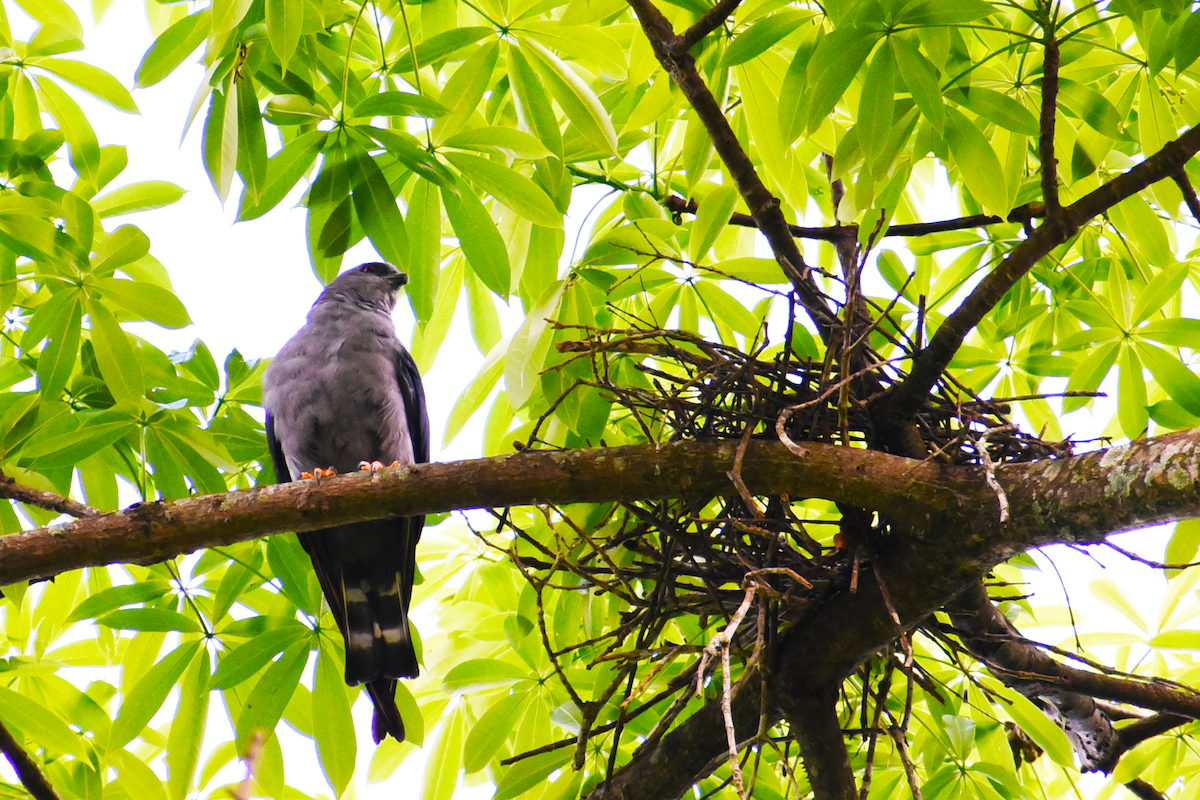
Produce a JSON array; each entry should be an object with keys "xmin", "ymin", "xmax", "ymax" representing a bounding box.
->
[{"xmin": 389, "ymin": 272, "xmax": 409, "ymax": 289}]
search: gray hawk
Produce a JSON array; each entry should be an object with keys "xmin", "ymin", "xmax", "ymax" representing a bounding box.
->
[{"xmin": 262, "ymin": 261, "xmax": 429, "ymax": 743}]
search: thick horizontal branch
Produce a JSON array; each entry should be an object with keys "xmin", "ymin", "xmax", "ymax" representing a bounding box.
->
[
  {"xmin": 0, "ymin": 439, "xmax": 967, "ymax": 587},
  {"xmin": 5, "ymin": 429, "xmax": 1200, "ymax": 590}
]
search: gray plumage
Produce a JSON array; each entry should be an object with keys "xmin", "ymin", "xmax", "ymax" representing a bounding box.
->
[{"xmin": 262, "ymin": 262, "xmax": 429, "ymax": 744}]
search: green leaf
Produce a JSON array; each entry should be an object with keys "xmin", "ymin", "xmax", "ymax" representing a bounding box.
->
[
  {"xmin": 442, "ymin": 658, "xmax": 533, "ymax": 690},
  {"xmin": 165, "ymin": 647, "xmax": 210, "ymax": 800},
  {"xmin": 944, "ymin": 106, "xmax": 1009, "ymax": 216},
  {"xmin": 393, "ymin": 26, "xmax": 493, "ymax": 73},
  {"xmin": 92, "ymin": 181, "xmax": 186, "ymax": 218},
  {"xmin": 354, "ymin": 90, "xmax": 449, "ymax": 119},
  {"xmin": 1118, "ymin": 345, "xmax": 1149, "ymax": 438},
  {"xmin": 235, "ymin": 639, "xmax": 310, "ymax": 752},
  {"xmin": 263, "ymin": 94, "xmax": 330, "ymax": 126},
  {"xmin": 66, "ymin": 579, "xmax": 171, "ymax": 623},
  {"xmin": 494, "ymin": 747, "xmax": 573, "ymax": 800},
  {"xmin": 441, "ymin": 181, "xmax": 510, "ymax": 296},
  {"xmin": 306, "ymin": 149, "xmax": 352, "ymax": 281},
  {"xmin": 1176, "ymin": 11, "xmax": 1200, "ymax": 74},
  {"xmin": 1133, "ymin": 262, "xmax": 1189, "ymax": 325},
  {"xmin": 212, "ymin": 622, "xmax": 310, "ymax": 689},
  {"xmin": 112, "ymin": 748, "xmax": 169, "ymax": 800},
  {"xmin": 134, "ymin": 8, "xmax": 209, "ymax": 88},
  {"xmin": 857, "ymin": 40, "xmax": 895, "ymax": 177},
  {"xmin": 93, "ymin": 225, "xmax": 151, "ymax": 274},
  {"xmin": 463, "ymin": 692, "xmax": 528, "ymax": 773},
  {"xmin": 0, "ymin": 686, "xmax": 82, "ymax": 757},
  {"xmin": 238, "ymin": 129, "xmax": 326, "ymax": 221},
  {"xmin": 953, "ymin": 86, "xmax": 1038, "ymax": 136},
  {"xmin": 111, "ymin": 640, "xmax": 204, "ymax": 750},
  {"xmin": 892, "ymin": 35, "xmax": 943, "ymax": 132},
  {"xmin": 807, "ymin": 27, "xmax": 880, "ymax": 130},
  {"xmin": 443, "ymin": 126, "xmax": 554, "ymax": 160},
  {"xmin": 406, "ymin": 178, "xmax": 442, "ymax": 323},
  {"xmin": 363, "ymin": 127, "xmax": 456, "ymax": 186},
  {"xmin": 445, "ymin": 344, "xmax": 504, "ymax": 446},
  {"xmin": 721, "ymin": 9, "xmax": 808, "ymax": 67},
  {"xmin": 1064, "ymin": 340, "xmax": 1119, "ymax": 412},
  {"xmin": 995, "ymin": 685, "xmax": 1075, "ymax": 767},
  {"xmin": 34, "ymin": 290, "xmax": 81, "ymax": 400},
  {"xmin": 505, "ymin": 281, "xmax": 565, "ymax": 409},
  {"xmin": 520, "ymin": 39, "xmax": 618, "ymax": 158},
  {"xmin": 37, "ymin": 58, "xmax": 137, "ymax": 112},
  {"xmin": 266, "ymin": 0, "xmax": 302, "ymax": 73},
  {"xmin": 98, "ymin": 608, "xmax": 203, "ymax": 632},
  {"xmin": 203, "ymin": 81, "xmax": 238, "ymax": 203},
  {"xmin": 93, "ymin": 277, "xmax": 191, "ymax": 329},
  {"xmin": 16, "ymin": 0, "xmax": 82, "ymax": 37},
  {"xmin": 506, "ymin": 45, "xmax": 562, "ymax": 157},
  {"xmin": 312, "ymin": 640, "xmax": 356, "ymax": 797},
  {"xmin": 20, "ymin": 406, "xmax": 139, "ymax": 466},
  {"xmin": 689, "ymin": 184, "xmax": 738, "ymax": 264},
  {"xmin": 710, "ymin": 256, "xmax": 786, "ymax": 283},
  {"xmin": 87, "ymin": 297, "xmax": 145, "ymax": 403},
  {"xmin": 437, "ymin": 39, "xmax": 501, "ymax": 141},
  {"xmin": 420, "ymin": 701, "xmax": 464, "ymax": 800},
  {"xmin": 350, "ymin": 152, "xmax": 410, "ymax": 267},
  {"xmin": 1137, "ymin": 343, "xmax": 1200, "ymax": 419},
  {"xmin": 1141, "ymin": 318, "xmax": 1200, "ymax": 349},
  {"xmin": 235, "ymin": 75, "xmax": 268, "ymax": 205},
  {"xmin": 37, "ymin": 76, "xmax": 100, "ymax": 187},
  {"xmin": 465, "ymin": 263, "xmax": 502, "ymax": 353},
  {"xmin": 444, "ymin": 151, "xmax": 561, "ymax": 228}
]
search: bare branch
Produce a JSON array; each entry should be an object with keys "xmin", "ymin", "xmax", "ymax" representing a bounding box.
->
[
  {"xmin": 624, "ymin": 0, "xmax": 838, "ymax": 339},
  {"xmin": 0, "ymin": 719, "xmax": 62, "ymax": 800},
  {"xmin": 887, "ymin": 124, "xmax": 1200, "ymax": 421},
  {"xmin": 0, "ymin": 470, "xmax": 98, "ymax": 518},
  {"xmin": 1039, "ymin": 36, "xmax": 1062, "ymax": 217},
  {"xmin": 672, "ymin": 0, "xmax": 742, "ymax": 56}
]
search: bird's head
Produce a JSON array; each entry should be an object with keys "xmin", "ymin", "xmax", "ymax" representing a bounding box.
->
[{"xmin": 318, "ymin": 262, "xmax": 410, "ymax": 312}]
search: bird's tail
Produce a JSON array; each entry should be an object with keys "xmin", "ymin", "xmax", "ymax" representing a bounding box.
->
[
  {"xmin": 367, "ymin": 679, "xmax": 404, "ymax": 743},
  {"xmin": 341, "ymin": 570, "xmax": 420, "ymax": 685}
]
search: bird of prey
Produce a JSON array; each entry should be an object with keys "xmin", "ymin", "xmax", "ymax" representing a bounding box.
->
[{"xmin": 262, "ymin": 261, "xmax": 429, "ymax": 743}]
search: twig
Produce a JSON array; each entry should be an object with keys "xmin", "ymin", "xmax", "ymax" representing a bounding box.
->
[
  {"xmin": 672, "ymin": 0, "xmax": 743, "ymax": 55},
  {"xmin": 1172, "ymin": 168, "xmax": 1200, "ymax": 226},
  {"xmin": 886, "ymin": 724, "xmax": 923, "ymax": 800},
  {"xmin": 727, "ymin": 422, "xmax": 763, "ymax": 518},
  {"xmin": 1039, "ymin": 33, "xmax": 1062, "ymax": 217},
  {"xmin": 0, "ymin": 718, "xmax": 63, "ymax": 800},
  {"xmin": 696, "ymin": 586, "xmax": 757, "ymax": 800},
  {"xmin": 971, "ymin": 426, "xmax": 1014, "ymax": 524},
  {"xmin": 0, "ymin": 470, "xmax": 98, "ymax": 518}
]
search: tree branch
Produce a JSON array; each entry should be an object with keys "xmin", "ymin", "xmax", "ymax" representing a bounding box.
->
[
  {"xmin": 0, "ymin": 719, "xmax": 62, "ymax": 800},
  {"xmin": 624, "ymin": 0, "xmax": 839, "ymax": 339},
  {"xmin": 0, "ymin": 470, "xmax": 98, "ymax": 519},
  {"xmin": 672, "ymin": 0, "xmax": 742, "ymax": 56},
  {"xmin": 887, "ymin": 124, "xmax": 1200, "ymax": 421},
  {"xmin": 1172, "ymin": 168, "xmax": 1200, "ymax": 227},
  {"xmin": 663, "ymin": 196, "xmax": 1045, "ymax": 241},
  {"xmin": 1039, "ymin": 36, "xmax": 1061, "ymax": 217},
  {"xmin": 780, "ymin": 685, "xmax": 858, "ymax": 800}
]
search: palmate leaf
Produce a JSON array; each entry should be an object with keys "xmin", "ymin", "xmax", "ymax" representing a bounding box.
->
[{"xmin": 234, "ymin": 638, "xmax": 310, "ymax": 753}]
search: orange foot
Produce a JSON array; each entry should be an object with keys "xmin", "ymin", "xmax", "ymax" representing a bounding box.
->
[
  {"xmin": 301, "ymin": 467, "xmax": 338, "ymax": 479},
  {"xmin": 358, "ymin": 460, "xmax": 402, "ymax": 472}
]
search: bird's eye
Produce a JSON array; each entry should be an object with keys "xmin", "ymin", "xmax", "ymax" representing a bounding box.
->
[{"xmin": 361, "ymin": 262, "xmax": 390, "ymax": 276}]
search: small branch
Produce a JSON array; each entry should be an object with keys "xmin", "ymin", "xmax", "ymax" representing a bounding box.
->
[
  {"xmin": 0, "ymin": 718, "xmax": 62, "ymax": 800},
  {"xmin": 672, "ymin": 0, "xmax": 743, "ymax": 56},
  {"xmin": 663, "ymin": 195, "xmax": 1045, "ymax": 241},
  {"xmin": 1172, "ymin": 168, "xmax": 1200, "ymax": 226},
  {"xmin": 1115, "ymin": 713, "xmax": 1192, "ymax": 755},
  {"xmin": 887, "ymin": 123, "xmax": 1200, "ymax": 421},
  {"xmin": 625, "ymin": 0, "xmax": 838, "ymax": 339},
  {"xmin": 1039, "ymin": 35, "xmax": 1062, "ymax": 217},
  {"xmin": 1125, "ymin": 778, "xmax": 1167, "ymax": 800},
  {"xmin": 0, "ymin": 470, "xmax": 98, "ymax": 518}
]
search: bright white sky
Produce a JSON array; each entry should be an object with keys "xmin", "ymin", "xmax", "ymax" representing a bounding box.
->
[{"xmin": 4, "ymin": 1, "xmax": 1193, "ymax": 797}]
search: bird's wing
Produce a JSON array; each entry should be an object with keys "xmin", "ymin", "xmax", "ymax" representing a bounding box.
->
[
  {"xmin": 264, "ymin": 411, "xmax": 292, "ymax": 483},
  {"xmin": 395, "ymin": 346, "xmax": 430, "ymax": 465}
]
